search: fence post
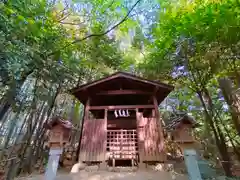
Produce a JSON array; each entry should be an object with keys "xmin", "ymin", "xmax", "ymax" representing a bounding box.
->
[{"xmin": 184, "ymin": 149, "xmax": 202, "ymax": 180}]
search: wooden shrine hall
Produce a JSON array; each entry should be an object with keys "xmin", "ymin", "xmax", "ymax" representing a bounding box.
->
[{"xmin": 70, "ymin": 72, "xmax": 174, "ymax": 168}]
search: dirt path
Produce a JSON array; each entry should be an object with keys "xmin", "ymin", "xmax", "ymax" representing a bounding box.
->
[{"xmin": 16, "ymin": 170, "xmax": 188, "ymax": 180}]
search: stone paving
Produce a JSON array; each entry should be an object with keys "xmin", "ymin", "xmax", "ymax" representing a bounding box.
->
[{"xmin": 16, "ymin": 170, "xmax": 188, "ymax": 180}]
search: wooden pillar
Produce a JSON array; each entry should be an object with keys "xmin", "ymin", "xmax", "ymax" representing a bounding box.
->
[
  {"xmin": 112, "ymin": 152, "xmax": 115, "ymax": 168},
  {"xmin": 153, "ymin": 95, "xmax": 166, "ymax": 161},
  {"xmin": 136, "ymin": 108, "xmax": 145, "ymax": 169},
  {"xmin": 131, "ymin": 152, "xmax": 134, "ymax": 167},
  {"xmin": 100, "ymin": 109, "xmax": 108, "ymax": 170},
  {"xmin": 76, "ymin": 104, "xmax": 85, "ymax": 162},
  {"xmin": 84, "ymin": 98, "xmax": 90, "ymax": 121},
  {"xmin": 78, "ymin": 98, "xmax": 90, "ymax": 162}
]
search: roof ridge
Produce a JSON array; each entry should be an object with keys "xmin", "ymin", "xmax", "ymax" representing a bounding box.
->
[{"xmin": 70, "ymin": 71, "xmax": 174, "ymax": 94}]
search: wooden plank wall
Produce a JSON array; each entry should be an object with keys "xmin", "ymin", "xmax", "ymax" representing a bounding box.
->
[
  {"xmin": 79, "ymin": 119, "xmax": 107, "ymax": 162},
  {"xmin": 107, "ymin": 118, "xmax": 136, "ymax": 129},
  {"xmin": 137, "ymin": 112, "xmax": 165, "ymax": 162}
]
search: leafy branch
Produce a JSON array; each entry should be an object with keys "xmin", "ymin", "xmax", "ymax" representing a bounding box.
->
[{"xmin": 47, "ymin": 0, "xmax": 142, "ymax": 56}]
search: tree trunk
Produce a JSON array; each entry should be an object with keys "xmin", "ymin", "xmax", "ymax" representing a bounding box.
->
[
  {"xmin": 4, "ymin": 112, "xmax": 35, "ymax": 179},
  {"xmin": 197, "ymin": 90, "xmax": 233, "ymax": 177},
  {"xmin": 70, "ymin": 99, "xmax": 76, "ymax": 122},
  {"xmin": 23, "ymin": 83, "xmax": 61, "ymax": 174},
  {"xmin": 217, "ymin": 109, "xmax": 240, "ymax": 162},
  {"xmin": 2, "ymin": 95, "xmax": 28, "ymax": 149},
  {"xmin": 7, "ymin": 78, "xmax": 38, "ymax": 177},
  {"xmin": 2, "ymin": 114, "xmax": 30, "ymax": 166},
  {"xmin": 218, "ymin": 78, "xmax": 240, "ymax": 136},
  {"xmin": 231, "ymin": 59, "xmax": 240, "ymax": 88},
  {"xmin": 0, "ymin": 69, "xmax": 34, "ymax": 121},
  {"xmin": 16, "ymin": 103, "xmax": 38, "ymax": 175},
  {"xmin": 14, "ymin": 113, "xmax": 30, "ymax": 144},
  {"xmin": 0, "ymin": 102, "xmax": 10, "ymax": 122},
  {"xmin": 26, "ymin": 104, "xmax": 48, "ymax": 173},
  {"xmin": 23, "ymin": 102, "xmax": 46, "ymax": 173}
]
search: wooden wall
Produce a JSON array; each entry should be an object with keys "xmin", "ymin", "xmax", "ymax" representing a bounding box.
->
[
  {"xmin": 79, "ymin": 119, "xmax": 107, "ymax": 162},
  {"xmin": 137, "ymin": 112, "xmax": 166, "ymax": 162},
  {"xmin": 79, "ymin": 104, "xmax": 166, "ymax": 163},
  {"xmin": 172, "ymin": 124, "xmax": 194, "ymax": 143},
  {"xmin": 107, "ymin": 118, "xmax": 136, "ymax": 129}
]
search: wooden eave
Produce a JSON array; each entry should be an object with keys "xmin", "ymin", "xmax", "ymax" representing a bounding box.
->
[{"xmin": 70, "ymin": 72, "xmax": 174, "ymax": 105}]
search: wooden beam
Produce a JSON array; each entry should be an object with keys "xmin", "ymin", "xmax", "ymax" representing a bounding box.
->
[
  {"xmin": 76, "ymin": 104, "xmax": 86, "ymax": 162},
  {"xmin": 89, "ymin": 105, "xmax": 154, "ymax": 110},
  {"xmin": 142, "ymin": 88, "xmax": 158, "ymax": 114},
  {"xmin": 100, "ymin": 108, "xmax": 108, "ymax": 169},
  {"xmin": 153, "ymin": 95, "xmax": 162, "ymax": 130},
  {"xmin": 136, "ymin": 108, "xmax": 145, "ymax": 169},
  {"xmin": 96, "ymin": 90, "xmax": 152, "ymax": 95},
  {"xmin": 84, "ymin": 98, "xmax": 90, "ymax": 120},
  {"xmin": 78, "ymin": 98, "xmax": 90, "ymax": 162},
  {"xmin": 153, "ymin": 95, "xmax": 166, "ymax": 161}
]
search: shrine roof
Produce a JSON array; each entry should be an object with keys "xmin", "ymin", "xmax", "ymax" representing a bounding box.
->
[
  {"xmin": 44, "ymin": 116, "xmax": 73, "ymax": 130},
  {"xmin": 165, "ymin": 112, "xmax": 198, "ymax": 130},
  {"xmin": 70, "ymin": 72, "xmax": 174, "ymax": 105}
]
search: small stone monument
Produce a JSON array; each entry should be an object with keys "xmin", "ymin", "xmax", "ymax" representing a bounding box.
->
[{"xmin": 44, "ymin": 116, "xmax": 73, "ymax": 180}]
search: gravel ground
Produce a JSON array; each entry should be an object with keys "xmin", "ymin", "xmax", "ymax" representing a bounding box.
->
[{"xmin": 16, "ymin": 170, "xmax": 188, "ymax": 180}]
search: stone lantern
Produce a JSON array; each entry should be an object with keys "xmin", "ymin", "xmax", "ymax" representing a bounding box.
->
[
  {"xmin": 167, "ymin": 113, "xmax": 199, "ymax": 152},
  {"xmin": 44, "ymin": 116, "xmax": 73, "ymax": 180},
  {"xmin": 45, "ymin": 116, "xmax": 72, "ymax": 148}
]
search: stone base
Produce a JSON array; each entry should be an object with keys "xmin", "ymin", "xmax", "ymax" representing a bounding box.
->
[
  {"xmin": 138, "ymin": 162, "xmax": 146, "ymax": 169},
  {"xmin": 108, "ymin": 166, "xmax": 138, "ymax": 172},
  {"xmin": 99, "ymin": 162, "xmax": 107, "ymax": 170},
  {"xmin": 85, "ymin": 165, "xmax": 99, "ymax": 172},
  {"xmin": 147, "ymin": 163, "xmax": 174, "ymax": 172},
  {"xmin": 154, "ymin": 163, "xmax": 174, "ymax": 171},
  {"xmin": 70, "ymin": 162, "xmax": 86, "ymax": 173}
]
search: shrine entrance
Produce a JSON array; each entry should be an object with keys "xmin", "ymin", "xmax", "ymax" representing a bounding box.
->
[{"xmin": 107, "ymin": 109, "xmax": 138, "ymax": 167}]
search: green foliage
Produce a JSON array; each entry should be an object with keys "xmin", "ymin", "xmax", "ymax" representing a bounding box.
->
[{"xmin": 141, "ymin": 0, "xmax": 240, "ymax": 175}]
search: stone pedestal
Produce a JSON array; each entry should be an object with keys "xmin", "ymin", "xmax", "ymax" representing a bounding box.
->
[
  {"xmin": 184, "ymin": 149, "xmax": 202, "ymax": 180},
  {"xmin": 44, "ymin": 148, "xmax": 63, "ymax": 180}
]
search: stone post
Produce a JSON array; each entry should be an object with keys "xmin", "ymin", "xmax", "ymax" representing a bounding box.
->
[
  {"xmin": 184, "ymin": 149, "xmax": 202, "ymax": 180},
  {"xmin": 44, "ymin": 148, "xmax": 63, "ymax": 180}
]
